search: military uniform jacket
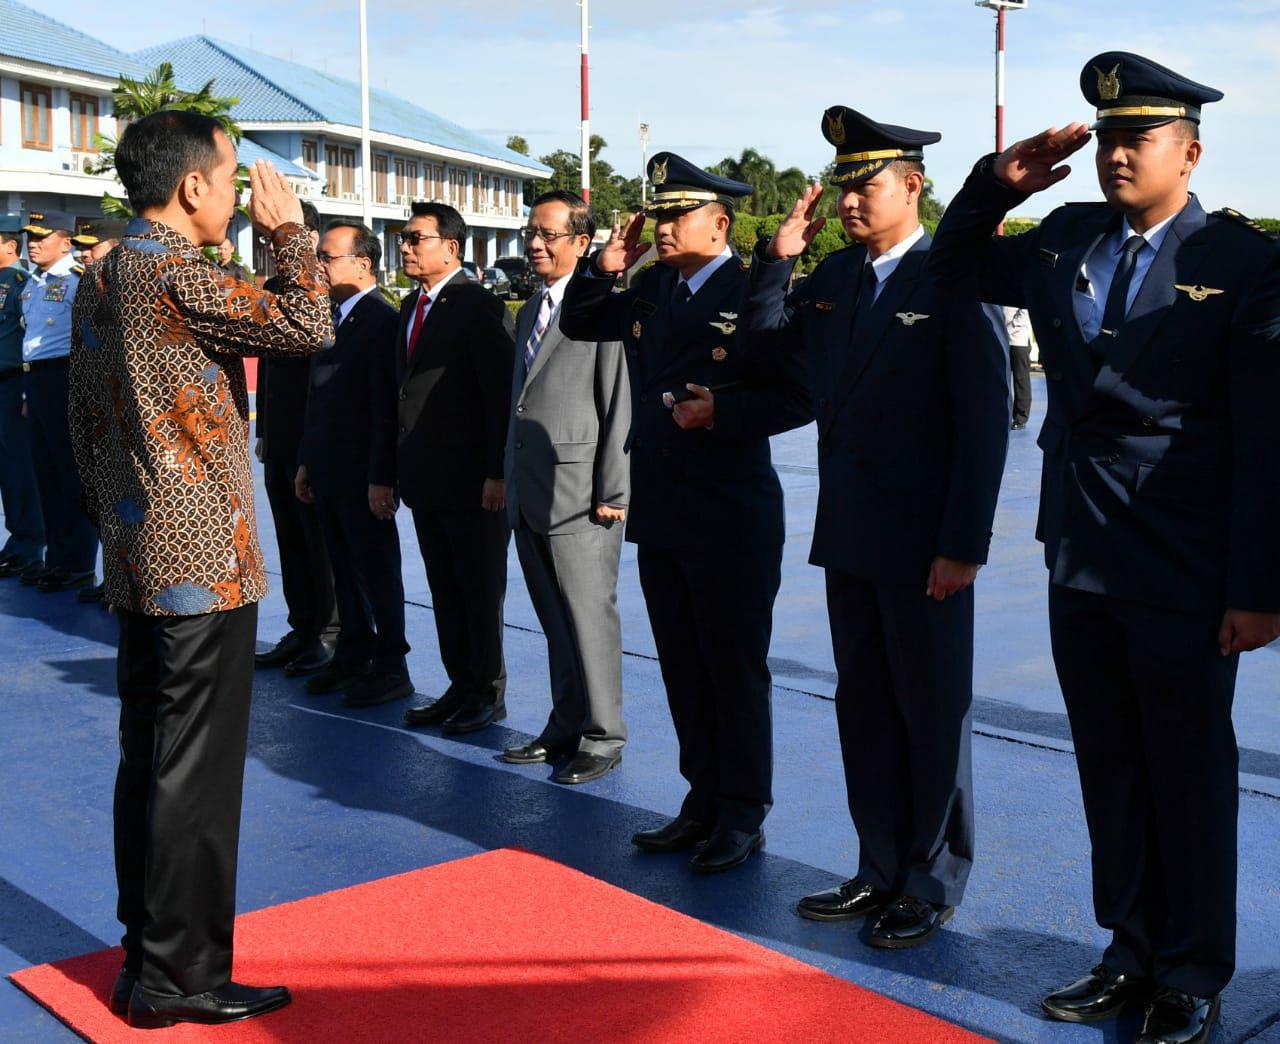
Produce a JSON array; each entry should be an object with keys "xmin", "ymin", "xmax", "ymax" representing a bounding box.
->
[
  {"xmin": 21, "ymin": 254, "xmax": 80, "ymax": 362},
  {"xmin": 69, "ymin": 218, "xmax": 332, "ymax": 616},
  {"xmin": 745, "ymin": 235, "xmax": 1009, "ymax": 584},
  {"xmin": 929, "ymin": 157, "xmax": 1280, "ymax": 614},
  {"xmin": 559, "ymin": 255, "xmax": 809, "ymax": 552},
  {"xmin": 0, "ymin": 263, "xmax": 26, "ymax": 371}
]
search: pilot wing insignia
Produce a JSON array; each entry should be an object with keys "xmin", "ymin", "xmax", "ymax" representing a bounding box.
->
[
  {"xmin": 719, "ymin": 311, "xmax": 738, "ymax": 320},
  {"xmin": 895, "ymin": 311, "xmax": 930, "ymax": 327},
  {"xmin": 708, "ymin": 319, "xmax": 737, "ymax": 335},
  {"xmin": 1174, "ymin": 284, "xmax": 1225, "ymax": 303}
]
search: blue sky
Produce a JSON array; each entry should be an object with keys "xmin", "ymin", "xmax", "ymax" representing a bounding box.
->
[{"xmin": 62, "ymin": 0, "xmax": 1280, "ymax": 217}]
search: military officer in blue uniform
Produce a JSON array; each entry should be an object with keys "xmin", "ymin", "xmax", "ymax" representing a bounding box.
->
[
  {"xmin": 0, "ymin": 213, "xmax": 45, "ymax": 579},
  {"xmin": 20, "ymin": 210, "xmax": 99, "ymax": 593},
  {"xmin": 744, "ymin": 109, "xmax": 1009, "ymax": 948},
  {"xmin": 929, "ymin": 53, "xmax": 1280, "ymax": 1044},
  {"xmin": 559, "ymin": 154, "xmax": 809, "ymax": 872}
]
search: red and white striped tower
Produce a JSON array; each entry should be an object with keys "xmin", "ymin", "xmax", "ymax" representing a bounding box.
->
[{"xmin": 579, "ymin": 0, "xmax": 591, "ymax": 204}]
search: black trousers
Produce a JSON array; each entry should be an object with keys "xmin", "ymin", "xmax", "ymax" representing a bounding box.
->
[
  {"xmin": 1049, "ymin": 583, "xmax": 1240, "ymax": 996},
  {"xmin": 314, "ymin": 491, "xmax": 409, "ymax": 670},
  {"xmin": 825, "ymin": 570, "xmax": 975, "ymax": 907},
  {"xmin": 0, "ymin": 373, "xmax": 44, "ymax": 560},
  {"xmin": 23, "ymin": 366, "xmax": 97, "ymax": 572},
  {"xmin": 1010, "ymin": 342, "xmax": 1032, "ymax": 426},
  {"xmin": 115, "ymin": 604, "xmax": 258, "ymax": 996},
  {"xmin": 637, "ymin": 544, "xmax": 780, "ymax": 833},
  {"xmin": 412, "ymin": 506, "xmax": 508, "ymax": 703},
  {"xmin": 262, "ymin": 456, "xmax": 338, "ymax": 641}
]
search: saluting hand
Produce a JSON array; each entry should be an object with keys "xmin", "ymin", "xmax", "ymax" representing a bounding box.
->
[
  {"xmin": 595, "ymin": 212, "xmax": 649, "ymax": 275},
  {"xmin": 248, "ymin": 160, "xmax": 304, "ymax": 234},
  {"xmin": 994, "ymin": 123, "xmax": 1092, "ymax": 194},
  {"xmin": 927, "ymin": 557, "xmax": 980, "ymax": 601},
  {"xmin": 1217, "ymin": 609, "xmax": 1280, "ymax": 656},
  {"xmin": 768, "ymin": 183, "xmax": 827, "ymax": 261}
]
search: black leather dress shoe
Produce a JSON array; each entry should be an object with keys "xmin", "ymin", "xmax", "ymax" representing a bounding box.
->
[
  {"xmin": 442, "ymin": 700, "xmax": 506, "ymax": 734},
  {"xmin": 868, "ymin": 896, "xmax": 954, "ymax": 949},
  {"xmin": 502, "ymin": 739, "xmax": 574, "ymax": 764},
  {"xmin": 690, "ymin": 828, "xmax": 765, "ymax": 873},
  {"xmin": 1042, "ymin": 964, "xmax": 1152, "ymax": 1023},
  {"xmin": 109, "ymin": 966, "xmax": 139, "ymax": 1016},
  {"xmin": 343, "ymin": 670, "xmax": 413, "ymax": 707},
  {"xmin": 1136, "ymin": 988, "xmax": 1219, "ymax": 1044},
  {"xmin": 254, "ymin": 631, "xmax": 307, "ymax": 669},
  {"xmin": 36, "ymin": 568, "xmax": 95, "ymax": 593},
  {"xmin": 18, "ymin": 562, "xmax": 52, "ymax": 585},
  {"xmin": 632, "ymin": 815, "xmax": 713, "ymax": 853},
  {"xmin": 404, "ymin": 692, "xmax": 466, "ymax": 727},
  {"xmin": 552, "ymin": 751, "xmax": 621, "ymax": 785},
  {"xmin": 128, "ymin": 981, "xmax": 291, "ymax": 1029},
  {"xmin": 304, "ymin": 660, "xmax": 369, "ymax": 695},
  {"xmin": 797, "ymin": 877, "xmax": 894, "ymax": 922},
  {"xmin": 282, "ymin": 639, "xmax": 336, "ymax": 677},
  {"xmin": 0, "ymin": 550, "xmax": 15, "ymax": 568},
  {"xmin": 0, "ymin": 554, "xmax": 38, "ymax": 578}
]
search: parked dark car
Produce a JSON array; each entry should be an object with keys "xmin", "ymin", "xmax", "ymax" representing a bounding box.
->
[
  {"xmin": 480, "ymin": 267, "xmax": 514, "ymax": 299},
  {"xmin": 460, "ymin": 261, "xmax": 482, "ymax": 283},
  {"xmin": 492, "ymin": 256, "xmax": 541, "ymax": 299}
]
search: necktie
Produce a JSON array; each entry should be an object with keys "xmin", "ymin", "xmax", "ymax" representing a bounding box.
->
[
  {"xmin": 850, "ymin": 261, "xmax": 878, "ymax": 337},
  {"xmin": 670, "ymin": 280, "xmax": 693, "ymax": 320},
  {"xmin": 405, "ymin": 290, "xmax": 431, "ymax": 362},
  {"xmin": 331, "ymin": 301, "xmax": 342, "ymax": 331},
  {"xmin": 1099, "ymin": 234, "xmax": 1146, "ymax": 338},
  {"xmin": 524, "ymin": 290, "xmax": 554, "ymax": 373}
]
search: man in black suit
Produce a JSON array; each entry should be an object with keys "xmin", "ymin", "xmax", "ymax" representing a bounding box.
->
[
  {"xmin": 254, "ymin": 201, "xmax": 339, "ymax": 675},
  {"xmin": 399, "ymin": 202, "xmax": 515, "ymax": 734},
  {"xmin": 560, "ymin": 154, "xmax": 809, "ymax": 872},
  {"xmin": 295, "ymin": 220, "xmax": 411, "ymax": 707},
  {"xmin": 930, "ymin": 53, "xmax": 1280, "ymax": 1042},
  {"xmin": 745, "ymin": 108, "xmax": 1009, "ymax": 948}
]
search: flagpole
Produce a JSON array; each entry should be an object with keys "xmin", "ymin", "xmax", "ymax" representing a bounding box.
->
[{"xmin": 359, "ymin": 0, "xmax": 373, "ymax": 227}]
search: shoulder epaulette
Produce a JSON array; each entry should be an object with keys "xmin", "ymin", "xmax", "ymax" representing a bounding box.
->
[
  {"xmin": 12, "ymin": 270, "xmax": 24, "ymax": 283},
  {"xmin": 70, "ymin": 264, "xmax": 85, "ymax": 276},
  {"xmin": 1215, "ymin": 207, "xmax": 1277, "ymax": 239}
]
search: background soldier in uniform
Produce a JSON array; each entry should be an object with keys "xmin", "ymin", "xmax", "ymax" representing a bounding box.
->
[
  {"xmin": 930, "ymin": 52, "xmax": 1280, "ymax": 1044},
  {"xmin": 560, "ymin": 154, "xmax": 809, "ymax": 873}
]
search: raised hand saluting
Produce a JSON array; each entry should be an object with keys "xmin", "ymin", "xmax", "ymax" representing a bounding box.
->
[
  {"xmin": 594, "ymin": 211, "xmax": 650, "ymax": 275},
  {"xmin": 767, "ymin": 183, "xmax": 827, "ymax": 261},
  {"xmin": 993, "ymin": 123, "xmax": 1092, "ymax": 194}
]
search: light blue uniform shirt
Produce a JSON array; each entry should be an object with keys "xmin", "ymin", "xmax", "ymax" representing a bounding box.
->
[
  {"xmin": 1073, "ymin": 209, "xmax": 1178, "ymax": 342},
  {"xmin": 21, "ymin": 253, "xmax": 81, "ymax": 363}
]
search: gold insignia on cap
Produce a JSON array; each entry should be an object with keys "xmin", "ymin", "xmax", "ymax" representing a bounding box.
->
[
  {"xmin": 826, "ymin": 110, "xmax": 846, "ymax": 145},
  {"xmin": 712, "ymin": 347, "xmax": 728, "ymax": 361},
  {"xmin": 896, "ymin": 312, "xmax": 930, "ymax": 327},
  {"xmin": 652, "ymin": 159, "xmax": 668, "ymax": 186},
  {"xmin": 632, "ymin": 320, "xmax": 643, "ymax": 338},
  {"xmin": 1095, "ymin": 63, "xmax": 1122, "ymax": 102},
  {"xmin": 1174, "ymin": 284, "xmax": 1225, "ymax": 302}
]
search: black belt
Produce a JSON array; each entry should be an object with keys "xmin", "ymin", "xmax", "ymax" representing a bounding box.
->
[
  {"xmin": 0, "ymin": 368, "xmax": 21, "ymax": 382},
  {"xmin": 22, "ymin": 357, "xmax": 69, "ymax": 373}
]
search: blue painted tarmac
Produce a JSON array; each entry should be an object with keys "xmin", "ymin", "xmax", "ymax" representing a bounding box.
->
[{"xmin": 1, "ymin": 375, "xmax": 1277, "ymax": 1042}]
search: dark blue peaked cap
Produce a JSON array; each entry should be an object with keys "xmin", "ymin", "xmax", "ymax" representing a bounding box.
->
[
  {"xmin": 646, "ymin": 152, "xmax": 752, "ymax": 213},
  {"xmin": 1082, "ymin": 52, "xmax": 1223, "ymax": 130},
  {"xmin": 0, "ymin": 212, "xmax": 24, "ymax": 233},
  {"xmin": 822, "ymin": 106, "xmax": 940, "ymax": 186}
]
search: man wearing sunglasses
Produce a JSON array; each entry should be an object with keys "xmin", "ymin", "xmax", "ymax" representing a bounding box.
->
[{"xmin": 399, "ymin": 202, "xmax": 516, "ymax": 734}]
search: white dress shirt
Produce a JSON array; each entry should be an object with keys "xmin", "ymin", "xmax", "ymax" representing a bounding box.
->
[
  {"xmin": 676, "ymin": 245, "xmax": 734, "ymax": 298},
  {"xmin": 335, "ymin": 283, "xmax": 376, "ymax": 327},
  {"xmin": 867, "ymin": 224, "xmax": 926, "ymax": 302}
]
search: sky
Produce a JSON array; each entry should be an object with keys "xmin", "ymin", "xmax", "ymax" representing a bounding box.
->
[{"xmin": 58, "ymin": 0, "xmax": 1280, "ymax": 217}]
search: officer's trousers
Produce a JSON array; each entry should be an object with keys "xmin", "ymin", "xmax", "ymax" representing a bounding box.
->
[{"xmin": 0, "ymin": 373, "xmax": 43, "ymax": 559}]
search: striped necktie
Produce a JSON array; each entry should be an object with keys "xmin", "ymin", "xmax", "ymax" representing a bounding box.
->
[{"xmin": 524, "ymin": 289, "xmax": 554, "ymax": 373}]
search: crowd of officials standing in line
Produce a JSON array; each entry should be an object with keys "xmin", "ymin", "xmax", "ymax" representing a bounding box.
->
[{"xmin": 0, "ymin": 43, "xmax": 1274, "ymax": 1044}]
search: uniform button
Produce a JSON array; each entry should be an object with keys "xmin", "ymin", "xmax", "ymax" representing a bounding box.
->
[
  {"xmin": 399, "ymin": 391, "xmax": 407, "ymax": 401},
  {"xmin": 516, "ymin": 404, "xmax": 526, "ymax": 413},
  {"xmin": 1052, "ymin": 318, "xmax": 1063, "ymax": 329},
  {"xmin": 817, "ymin": 397, "xmax": 827, "ymax": 409},
  {"xmin": 1142, "ymin": 416, "xmax": 1154, "ymax": 427},
  {"xmin": 46, "ymin": 318, "xmax": 54, "ymax": 326},
  {"xmin": 515, "ymin": 441, "xmax": 522, "ymax": 450},
  {"xmin": 398, "ymin": 425, "xmax": 406, "ymax": 434}
]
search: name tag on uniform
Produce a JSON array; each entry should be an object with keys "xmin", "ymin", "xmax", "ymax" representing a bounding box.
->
[
  {"xmin": 0, "ymin": 285, "xmax": 8, "ymax": 309},
  {"xmin": 814, "ymin": 301, "xmax": 835, "ymax": 312},
  {"xmin": 43, "ymin": 283, "xmax": 68, "ymax": 303}
]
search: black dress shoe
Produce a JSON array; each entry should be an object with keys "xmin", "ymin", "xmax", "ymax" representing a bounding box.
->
[
  {"xmin": 868, "ymin": 896, "xmax": 954, "ymax": 949},
  {"xmin": 282, "ymin": 639, "xmax": 336, "ymax": 677},
  {"xmin": 18, "ymin": 562, "xmax": 53, "ymax": 585},
  {"xmin": 552, "ymin": 751, "xmax": 621, "ymax": 785},
  {"xmin": 78, "ymin": 581, "xmax": 106, "ymax": 604},
  {"xmin": 797, "ymin": 877, "xmax": 894, "ymax": 922},
  {"xmin": 128, "ymin": 981, "xmax": 291, "ymax": 1029},
  {"xmin": 254, "ymin": 631, "xmax": 307, "ymax": 669},
  {"xmin": 343, "ymin": 670, "xmax": 414, "ymax": 707},
  {"xmin": 1042, "ymin": 964, "xmax": 1152, "ymax": 1023},
  {"xmin": 304, "ymin": 660, "xmax": 369, "ymax": 695},
  {"xmin": 691, "ymin": 828, "xmax": 765, "ymax": 873},
  {"xmin": 1136, "ymin": 988, "xmax": 1219, "ymax": 1044},
  {"xmin": 36, "ymin": 568, "xmax": 95, "ymax": 593},
  {"xmin": 109, "ymin": 966, "xmax": 138, "ymax": 1016},
  {"xmin": 0, "ymin": 555, "xmax": 39, "ymax": 578},
  {"xmin": 632, "ymin": 815, "xmax": 713, "ymax": 853},
  {"xmin": 502, "ymin": 739, "xmax": 574, "ymax": 764},
  {"xmin": 404, "ymin": 692, "xmax": 466, "ymax": 727},
  {"xmin": 442, "ymin": 700, "xmax": 506, "ymax": 734}
]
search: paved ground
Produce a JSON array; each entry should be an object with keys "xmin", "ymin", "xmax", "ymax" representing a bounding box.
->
[{"xmin": 1, "ymin": 375, "xmax": 1277, "ymax": 1042}]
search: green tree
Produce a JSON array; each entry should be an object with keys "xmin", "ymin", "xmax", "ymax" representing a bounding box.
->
[
  {"xmin": 710, "ymin": 148, "xmax": 808, "ymax": 217},
  {"xmin": 91, "ymin": 62, "xmax": 242, "ymax": 218},
  {"xmin": 505, "ymin": 135, "xmax": 530, "ymax": 156},
  {"xmin": 529, "ymin": 136, "xmax": 641, "ymax": 229}
]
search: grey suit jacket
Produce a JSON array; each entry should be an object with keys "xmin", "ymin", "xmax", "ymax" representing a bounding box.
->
[{"xmin": 505, "ymin": 291, "xmax": 631, "ymax": 535}]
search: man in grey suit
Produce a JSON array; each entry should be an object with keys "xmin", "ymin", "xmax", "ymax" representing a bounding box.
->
[{"xmin": 501, "ymin": 190, "xmax": 631, "ymax": 785}]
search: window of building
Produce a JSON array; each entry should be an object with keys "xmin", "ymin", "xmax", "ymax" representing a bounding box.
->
[
  {"xmin": 374, "ymin": 154, "xmax": 388, "ymax": 203},
  {"xmin": 302, "ymin": 140, "xmax": 318, "ymax": 171},
  {"xmin": 325, "ymin": 144, "xmax": 340, "ymax": 196},
  {"xmin": 69, "ymin": 93, "xmax": 99, "ymax": 152},
  {"xmin": 340, "ymin": 148, "xmax": 356, "ymax": 196},
  {"xmin": 21, "ymin": 83, "xmax": 52, "ymax": 150},
  {"xmin": 394, "ymin": 158, "xmax": 418, "ymax": 201}
]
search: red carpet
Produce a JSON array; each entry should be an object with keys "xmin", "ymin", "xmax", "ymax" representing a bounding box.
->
[{"xmin": 10, "ymin": 849, "xmax": 985, "ymax": 1042}]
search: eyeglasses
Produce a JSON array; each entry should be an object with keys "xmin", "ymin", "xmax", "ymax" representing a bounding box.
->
[
  {"xmin": 317, "ymin": 252, "xmax": 361, "ymax": 264},
  {"xmin": 520, "ymin": 227, "xmax": 577, "ymax": 243},
  {"xmin": 397, "ymin": 231, "xmax": 444, "ymax": 247}
]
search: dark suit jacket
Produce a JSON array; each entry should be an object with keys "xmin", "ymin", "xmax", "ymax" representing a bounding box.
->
[
  {"xmin": 299, "ymin": 288, "xmax": 398, "ymax": 497},
  {"xmin": 255, "ymin": 275, "xmax": 312, "ymax": 466},
  {"xmin": 929, "ymin": 156, "xmax": 1280, "ymax": 614},
  {"xmin": 745, "ymin": 234, "xmax": 1009, "ymax": 585},
  {"xmin": 559, "ymin": 254, "xmax": 809, "ymax": 552},
  {"xmin": 395, "ymin": 272, "xmax": 515, "ymax": 511}
]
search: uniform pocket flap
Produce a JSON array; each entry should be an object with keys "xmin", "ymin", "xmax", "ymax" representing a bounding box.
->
[{"xmin": 555, "ymin": 442, "xmax": 597, "ymax": 464}]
